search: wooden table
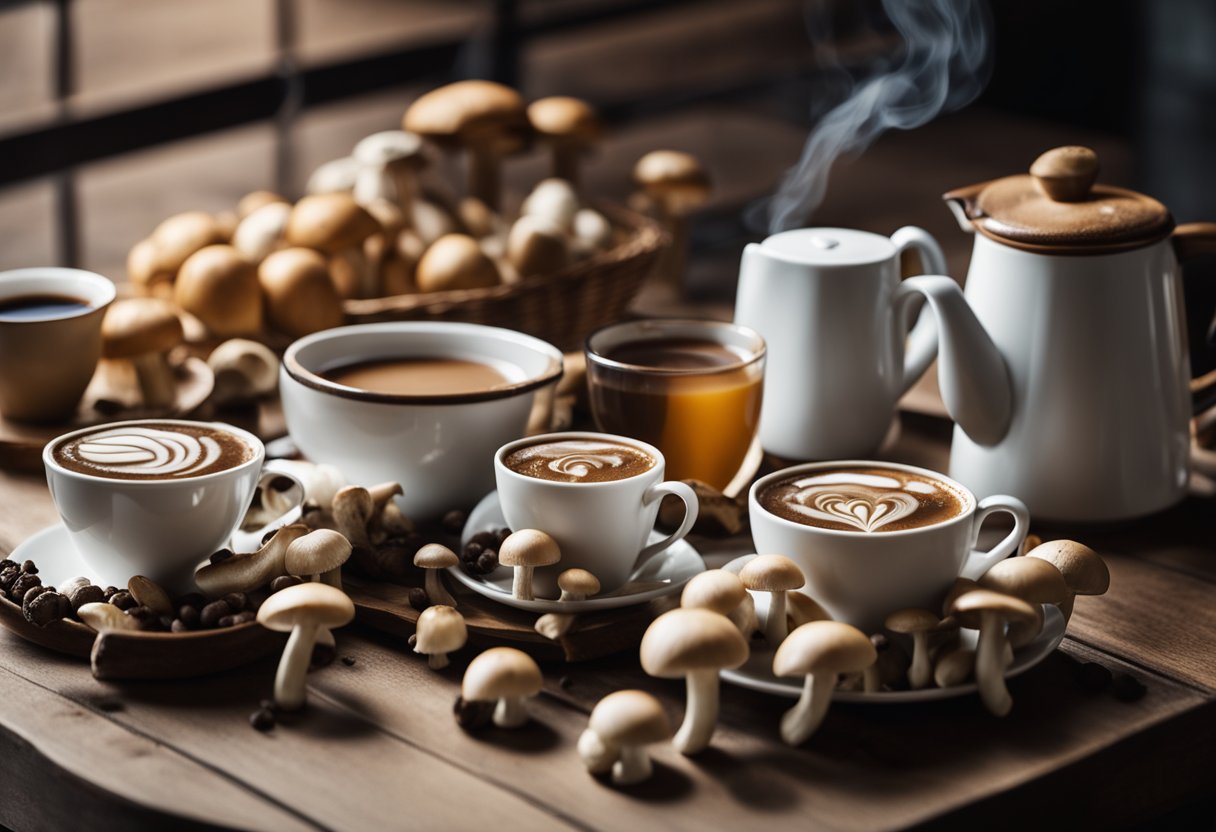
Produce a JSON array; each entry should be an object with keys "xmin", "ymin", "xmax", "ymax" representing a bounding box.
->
[{"xmin": 1, "ymin": 411, "xmax": 1214, "ymax": 831}]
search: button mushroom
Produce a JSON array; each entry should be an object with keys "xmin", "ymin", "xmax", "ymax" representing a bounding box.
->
[
  {"xmin": 535, "ymin": 568, "xmax": 601, "ymax": 640},
  {"xmin": 507, "ymin": 215, "xmax": 569, "ymax": 279},
  {"xmin": 948, "ymin": 588, "xmax": 1039, "ymax": 716},
  {"xmin": 639, "ymin": 608, "xmax": 748, "ymax": 754},
  {"xmin": 257, "ymin": 246, "xmax": 346, "ymax": 336},
  {"xmin": 207, "ymin": 338, "xmax": 279, "ymax": 407},
  {"xmin": 256, "ymin": 582, "xmax": 355, "ymax": 711},
  {"xmin": 237, "ymin": 190, "xmax": 288, "ymax": 219},
  {"xmin": 100, "ymin": 298, "xmax": 184, "ymax": 409},
  {"xmin": 498, "ymin": 529, "xmax": 561, "ymax": 601},
  {"xmin": 127, "ymin": 237, "xmax": 173, "ymax": 298},
  {"xmin": 461, "ymin": 646, "xmax": 543, "ymax": 728},
  {"xmin": 195, "ymin": 523, "xmax": 309, "ymax": 598},
  {"xmin": 978, "ymin": 556, "xmax": 1068, "ymax": 647},
  {"xmin": 174, "ymin": 244, "xmax": 263, "ymax": 337},
  {"xmin": 632, "ymin": 150, "xmax": 711, "ymax": 293},
  {"xmin": 520, "ymin": 179, "xmax": 580, "ymax": 235},
  {"xmin": 581, "ymin": 690, "xmax": 671, "ymax": 786},
  {"xmin": 772, "ymin": 621, "xmax": 876, "ymax": 745},
  {"xmin": 285, "ymin": 193, "xmax": 380, "ymax": 299},
  {"xmin": 1026, "ymin": 539, "xmax": 1110, "ymax": 623},
  {"xmin": 738, "ymin": 554, "xmax": 805, "ymax": 647},
  {"xmin": 151, "ymin": 211, "xmax": 226, "ymax": 277},
  {"xmin": 351, "ymin": 130, "xmax": 427, "ymax": 214},
  {"xmin": 415, "ymin": 233, "xmax": 500, "ymax": 293},
  {"xmin": 232, "ymin": 200, "xmax": 291, "ymax": 263},
  {"xmin": 306, "ymin": 156, "xmax": 360, "ymax": 195},
  {"xmin": 414, "ymin": 544, "xmax": 459, "ymax": 608},
  {"xmin": 527, "ymin": 97, "xmax": 601, "ymax": 189},
  {"xmin": 285, "ymin": 529, "xmax": 353, "ymax": 589},
  {"xmin": 884, "ymin": 608, "xmax": 944, "ymax": 690},
  {"xmin": 680, "ymin": 569, "xmax": 757, "ymax": 639},
  {"xmin": 572, "ymin": 208, "xmax": 613, "ymax": 256},
  {"xmin": 413, "ymin": 604, "xmax": 467, "ymax": 669}
]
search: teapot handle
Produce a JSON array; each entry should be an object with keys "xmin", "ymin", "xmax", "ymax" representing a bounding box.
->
[
  {"xmin": 889, "ymin": 226, "xmax": 947, "ymax": 394},
  {"xmin": 1171, "ymin": 223, "xmax": 1216, "ymax": 262}
]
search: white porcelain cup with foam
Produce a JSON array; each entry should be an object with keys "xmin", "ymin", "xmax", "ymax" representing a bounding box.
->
[
  {"xmin": 43, "ymin": 419, "xmax": 302, "ymax": 590},
  {"xmin": 749, "ymin": 460, "xmax": 1028, "ymax": 633}
]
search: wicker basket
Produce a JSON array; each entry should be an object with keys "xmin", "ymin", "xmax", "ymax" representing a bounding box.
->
[{"xmin": 342, "ymin": 204, "xmax": 669, "ymax": 352}]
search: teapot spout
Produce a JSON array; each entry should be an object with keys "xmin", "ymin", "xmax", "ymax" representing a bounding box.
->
[
  {"xmin": 896, "ymin": 276, "xmax": 1012, "ymax": 446},
  {"xmin": 942, "ymin": 182, "xmax": 988, "ymax": 234}
]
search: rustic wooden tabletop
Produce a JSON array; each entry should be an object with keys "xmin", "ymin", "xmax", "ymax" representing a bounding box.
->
[{"xmin": 1, "ymin": 408, "xmax": 1214, "ymax": 832}]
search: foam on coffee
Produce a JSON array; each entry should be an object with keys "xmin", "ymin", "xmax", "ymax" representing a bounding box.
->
[
  {"xmin": 54, "ymin": 423, "xmax": 253, "ymax": 480},
  {"xmin": 758, "ymin": 466, "xmax": 967, "ymax": 533},
  {"xmin": 504, "ymin": 439, "xmax": 655, "ymax": 484}
]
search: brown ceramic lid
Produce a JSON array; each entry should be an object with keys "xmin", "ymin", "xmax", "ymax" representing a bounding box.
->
[{"xmin": 944, "ymin": 146, "xmax": 1174, "ymax": 254}]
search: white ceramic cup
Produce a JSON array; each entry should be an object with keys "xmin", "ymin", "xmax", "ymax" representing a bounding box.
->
[
  {"xmin": 281, "ymin": 322, "xmax": 563, "ymax": 520},
  {"xmin": 43, "ymin": 419, "xmax": 301, "ymax": 591},
  {"xmin": 0, "ymin": 268, "xmax": 116, "ymax": 423},
  {"xmin": 494, "ymin": 431, "xmax": 699, "ymax": 596},
  {"xmin": 748, "ymin": 460, "xmax": 1028, "ymax": 633}
]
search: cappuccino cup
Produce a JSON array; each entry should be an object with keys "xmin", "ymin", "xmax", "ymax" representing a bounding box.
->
[
  {"xmin": 494, "ymin": 432, "xmax": 698, "ymax": 596},
  {"xmin": 44, "ymin": 419, "xmax": 303, "ymax": 590},
  {"xmin": 749, "ymin": 460, "xmax": 1028, "ymax": 632}
]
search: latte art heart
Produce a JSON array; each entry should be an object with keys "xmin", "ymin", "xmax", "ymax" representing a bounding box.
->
[{"xmin": 785, "ymin": 485, "xmax": 921, "ymax": 533}]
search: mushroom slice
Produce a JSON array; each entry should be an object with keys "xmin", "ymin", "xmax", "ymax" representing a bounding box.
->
[
  {"xmin": 414, "ymin": 544, "xmax": 459, "ymax": 608},
  {"xmin": 257, "ymin": 583, "xmax": 355, "ymax": 711},
  {"xmin": 738, "ymin": 554, "xmax": 805, "ymax": 647},
  {"xmin": 195, "ymin": 523, "xmax": 309, "ymax": 598},
  {"xmin": 585, "ymin": 690, "xmax": 671, "ymax": 786},
  {"xmin": 948, "ymin": 589, "xmax": 1039, "ymax": 717},
  {"xmin": 1026, "ymin": 539, "xmax": 1110, "ymax": 623},
  {"xmin": 413, "ymin": 605, "xmax": 467, "ymax": 669},
  {"xmin": 639, "ymin": 608, "xmax": 748, "ymax": 755},
  {"xmin": 285, "ymin": 529, "xmax": 353, "ymax": 588},
  {"xmin": 498, "ymin": 530, "xmax": 561, "ymax": 601},
  {"xmin": 772, "ymin": 621, "xmax": 875, "ymax": 745},
  {"xmin": 461, "ymin": 647, "xmax": 543, "ymax": 728}
]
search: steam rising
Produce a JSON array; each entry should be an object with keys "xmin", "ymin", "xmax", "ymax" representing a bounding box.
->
[{"xmin": 763, "ymin": 0, "xmax": 992, "ymax": 233}]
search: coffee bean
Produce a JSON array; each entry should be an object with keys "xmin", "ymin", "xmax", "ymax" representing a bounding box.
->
[
  {"xmin": 23, "ymin": 587, "xmax": 65, "ymax": 627},
  {"xmin": 341, "ymin": 656, "xmax": 356, "ymax": 667},
  {"xmin": 270, "ymin": 575, "xmax": 302, "ymax": 594},
  {"xmin": 408, "ymin": 588, "xmax": 429, "ymax": 611},
  {"xmin": 464, "ymin": 541, "xmax": 484, "ymax": 560},
  {"xmin": 209, "ymin": 549, "xmax": 234, "ymax": 565},
  {"xmin": 311, "ymin": 640, "xmax": 336, "ymax": 668},
  {"xmin": 126, "ymin": 605, "xmax": 155, "ymax": 621},
  {"xmin": 178, "ymin": 605, "xmax": 200, "ymax": 628},
  {"xmin": 69, "ymin": 584, "xmax": 105, "ymax": 613},
  {"xmin": 21, "ymin": 560, "xmax": 37, "ymax": 574},
  {"xmin": 222, "ymin": 592, "xmax": 248, "ymax": 613},
  {"xmin": 453, "ymin": 696, "xmax": 494, "ymax": 730},
  {"xmin": 494, "ymin": 528, "xmax": 510, "ymax": 545},
  {"xmin": 200, "ymin": 600, "xmax": 232, "ymax": 628},
  {"xmin": 1112, "ymin": 673, "xmax": 1147, "ymax": 702},
  {"xmin": 109, "ymin": 591, "xmax": 135, "ymax": 611},
  {"xmin": 250, "ymin": 708, "xmax": 276, "ymax": 732},
  {"xmin": 469, "ymin": 531, "xmax": 497, "ymax": 549},
  {"xmin": 442, "ymin": 510, "xmax": 467, "ymax": 534},
  {"xmin": 231, "ymin": 611, "xmax": 256, "ymax": 626},
  {"xmin": 9, "ymin": 573, "xmax": 41, "ymax": 603},
  {"xmin": 218, "ymin": 615, "xmax": 237, "ymax": 628},
  {"xmin": 475, "ymin": 551, "xmax": 499, "ymax": 574},
  {"xmin": 558, "ymin": 675, "xmax": 573, "ymax": 691},
  {"xmin": 158, "ymin": 615, "xmax": 175, "ymax": 630},
  {"xmin": 171, "ymin": 619, "xmax": 190, "ymax": 633},
  {"xmin": 102, "ymin": 586, "xmax": 119, "ymax": 600}
]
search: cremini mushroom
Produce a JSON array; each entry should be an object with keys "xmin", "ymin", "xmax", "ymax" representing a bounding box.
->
[
  {"xmin": 76, "ymin": 602, "xmax": 139, "ymax": 632},
  {"xmin": 1026, "ymin": 539, "xmax": 1110, "ymax": 623},
  {"xmin": 257, "ymin": 247, "xmax": 346, "ymax": 337},
  {"xmin": 884, "ymin": 608, "xmax": 943, "ymax": 690},
  {"xmin": 127, "ymin": 237, "xmax": 173, "ymax": 298},
  {"xmin": 414, "ymin": 544, "xmax": 459, "ymax": 608},
  {"xmin": 415, "ymin": 233, "xmax": 500, "ymax": 293},
  {"xmin": 948, "ymin": 588, "xmax": 1039, "ymax": 716},
  {"xmin": 151, "ymin": 211, "xmax": 225, "ymax": 277},
  {"xmin": 207, "ymin": 338, "xmax": 279, "ymax": 406},
  {"xmin": 332, "ymin": 485, "xmax": 374, "ymax": 549},
  {"xmin": 352, "ymin": 130, "xmax": 427, "ymax": 212},
  {"xmin": 257, "ymin": 582, "xmax": 355, "ymax": 711},
  {"xmin": 772, "ymin": 621, "xmax": 875, "ymax": 745},
  {"xmin": 498, "ymin": 529, "xmax": 561, "ymax": 601},
  {"xmin": 639, "ymin": 608, "xmax": 748, "ymax": 754},
  {"xmin": 285, "ymin": 529, "xmax": 352, "ymax": 588},
  {"xmin": 680, "ymin": 569, "xmax": 757, "ymax": 638},
  {"xmin": 285, "ymin": 193, "xmax": 380, "ymax": 298},
  {"xmin": 413, "ymin": 604, "xmax": 467, "ymax": 669},
  {"xmin": 632, "ymin": 150, "xmax": 711, "ymax": 292},
  {"xmin": 582, "ymin": 690, "xmax": 671, "ymax": 786},
  {"xmin": 461, "ymin": 646, "xmax": 543, "ymax": 728},
  {"xmin": 237, "ymin": 190, "xmax": 288, "ymax": 219},
  {"xmin": 100, "ymin": 298, "xmax": 184, "ymax": 409},
  {"xmin": 306, "ymin": 156, "xmax": 360, "ymax": 195},
  {"xmin": 534, "ymin": 568, "xmax": 601, "ymax": 640},
  {"xmin": 507, "ymin": 215, "xmax": 569, "ymax": 279},
  {"xmin": 739, "ymin": 554, "xmax": 805, "ymax": 646},
  {"xmin": 526, "ymin": 97, "xmax": 600, "ymax": 188},
  {"xmin": 978, "ymin": 556, "xmax": 1068, "ymax": 646},
  {"xmin": 195, "ymin": 523, "xmax": 309, "ymax": 598},
  {"xmin": 174, "ymin": 244, "xmax": 262, "ymax": 337},
  {"xmin": 232, "ymin": 200, "xmax": 291, "ymax": 263}
]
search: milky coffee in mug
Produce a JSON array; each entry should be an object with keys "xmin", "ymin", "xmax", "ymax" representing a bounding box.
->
[
  {"xmin": 501, "ymin": 438, "xmax": 657, "ymax": 484},
  {"xmin": 52, "ymin": 422, "xmax": 255, "ymax": 480}
]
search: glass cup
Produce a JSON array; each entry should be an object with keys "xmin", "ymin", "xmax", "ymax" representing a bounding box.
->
[{"xmin": 585, "ymin": 319, "xmax": 766, "ymax": 491}]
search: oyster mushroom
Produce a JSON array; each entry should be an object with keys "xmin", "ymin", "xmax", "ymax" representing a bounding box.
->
[
  {"xmin": 582, "ymin": 690, "xmax": 671, "ymax": 786},
  {"xmin": 207, "ymin": 338, "xmax": 279, "ymax": 407},
  {"xmin": 534, "ymin": 568, "xmax": 601, "ymax": 640},
  {"xmin": 948, "ymin": 588, "xmax": 1039, "ymax": 716},
  {"xmin": 461, "ymin": 647, "xmax": 543, "ymax": 728},
  {"xmin": 680, "ymin": 569, "xmax": 757, "ymax": 639},
  {"xmin": 413, "ymin": 604, "xmax": 467, "ymax": 669},
  {"xmin": 738, "ymin": 554, "xmax": 805, "ymax": 647},
  {"xmin": 1026, "ymin": 539, "xmax": 1110, "ymax": 623},
  {"xmin": 99, "ymin": 298, "xmax": 184, "ymax": 409},
  {"xmin": 413, "ymin": 544, "xmax": 459, "ymax": 608},
  {"xmin": 527, "ymin": 97, "xmax": 601, "ymax": 189},
  {"xmin": 498, "ymin": 529, "xmax": 561, "ymax": 601},
  {"xmin": 256, "ymin": 582, "xmax": 355, "ymax": 711},
  {"xmin": 194, "ymin": 523, "xmax": 310, "ymax": 598},
  {"xmin": 884, "ymin": 608, "xmax": 943, "ymax": 690},
  {"xmin": 285, "ymin": 529, "xmax": 352, "ymax": 589},
  {"xmin": 257, "ymin": 247, "xmax": 346, "ymax": 337},
  {"xmin": 772, "ymin": 621, "xmax": 875, "ymax": 745},
  {"xmin": 174, "ymin": 244, "xmax": 262, "ymax": 337}
]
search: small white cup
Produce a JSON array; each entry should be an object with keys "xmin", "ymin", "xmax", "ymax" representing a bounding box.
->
[
  {"xmin": 494, "ymin": 431, "xmax": 699, "ymax": 596},
  {"xmin": 43, "ymin": 419, "xmax": 301, "ymax": 591},
  {"xmin": 748, "ymin": 460, "xmax": 1028, "ymax": 632}
]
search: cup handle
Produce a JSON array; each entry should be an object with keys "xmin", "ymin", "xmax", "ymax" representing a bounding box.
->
[
  {"xmin": 228, "ymin": 469, "xmax": 306, "ymax": 554},
  {"xmin": 890, "ymin": 226, "xmax": 947, "ymax": 394},
  {"xmin": 634, "ymin": 481, "xmax": 700, "ymax": 571},
  {"xmin": 959, "ymin": 495, "xmax": 1030, "ymax": 580}
]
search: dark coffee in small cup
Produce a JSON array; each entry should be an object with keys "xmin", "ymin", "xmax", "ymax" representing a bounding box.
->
[
  {"xmin": 53, "ymin": 422, "xmax": 255, "ymax": 480},
  {"xmin": 757, "ymin": 464, "xmax": 967, "ymax": 533},
  {"xmin": 502, "ymin": 438, "xmax": 656, "ymax": 484}
]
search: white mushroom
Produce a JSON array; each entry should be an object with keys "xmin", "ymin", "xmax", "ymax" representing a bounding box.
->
[
  {"xmin": 285, "ymin": 529, "xmax": 353, "ymax": 588},
  {"xmin": 772, "ymin": 621, "xmax": 875, "ymax": 746},
  {"xmin": 461, "ymin": 647, "xmax": 543, "ymax": 728},
  {"xmin": 738, "ymin": 554, "xmax": 805, "ymax": 647},
  {"xmin": 498, "ymin": 529, "xmax": 561, "ymax": 601},
  {"xmin": 413, "ymin": 544, "xmax": 459, "ymax": 608},
  {"xmin": 948, "ymin": 589, "xmax": 1039, "ymax": 717},
  {"xmin": 413, "ymin": 605, "xmax": 467, "ymax": 669},
  {"xmin": 534, "ymin": 568, "xmax": 600, "ymax": 640},
  {"xmin": 582, "ymin": 690, "xmax": 672, "ymax": 786},
  {"xmin": 256, "ymin": 583, "xmax": 355, "ymax": 711}
]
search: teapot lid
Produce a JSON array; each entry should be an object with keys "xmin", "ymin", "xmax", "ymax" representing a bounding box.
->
[{"xmin": 943, "ymin": 146, "xmax": 1174, "ymax": 254}]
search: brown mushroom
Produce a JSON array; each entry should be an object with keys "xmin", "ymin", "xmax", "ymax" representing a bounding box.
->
[
  {"xmin": 978, "ymin": 556, "xmax": 1068, "ymax": 646},
  {"xmin": 174, "ymin": 245, "xmax": 262, "ymax": 337},
  {"xmin": 127, "ymin": 237, "xmax": 173, "ymax": 298},
  {"xmin": 527, "ymin": 97, "xmax": 601, "ymax": 189},
  {"xmin": 285, "ymin": 529, "xmax": 352, "ymax": 588},
  {"xmin": 415, "ymin": 234, "xmax": 500, "ymax": 293},
  {"xmin": 1026, "ymin": 539, "xmax": 1110, "ymax": 623},
  {"xmin": 151, "ymin": 211, "xmax": 225, "ymax": 276},
  {"xmin": 414, "ymin": 544, "xmax": 459, "ymax": 608},
  {"xmin": 285, "ymin": 194, "xmax": 380, "ymax": 299},
  {"xmin": 237, "ymin": 190, "xmax": 288, "ymax": 219},
  {"xmin": 632, "ymin": 150, "xmax": 711, "ymax": 293},
  {"xmin": 884, "ymin": 608, "xmax": 944, "ymax": 690},
  {"xmin": 100, "ymin": 298, "xmax": 184, "ymax": 409},
  {"xmin": 257, "ymin": 247, "xmax": 346, "ymax": 337},
  {"xmin": 232, "ymin": 200, "xmax": 291, "ymax": 263}
]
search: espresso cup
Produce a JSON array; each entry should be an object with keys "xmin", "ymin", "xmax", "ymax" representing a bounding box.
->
[
  {"xmin": 0, "ymin": 268, "xmax": 116, "ymax": 423},
  {"xmin": 748, "ymin": 460, "xmax": 1028, "ymax": 632},
  {"xmin": 43, "ymin": 419, "xmax": 302, "ymax": 591},
  {"xmin": 494, "ymin": 431, "xmax": 699, "ymax": 596}
]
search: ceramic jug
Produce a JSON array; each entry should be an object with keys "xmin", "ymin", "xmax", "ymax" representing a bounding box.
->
[{"xmin": 942, "ymin": 146, "xmax": 1216, "ymax": 522}]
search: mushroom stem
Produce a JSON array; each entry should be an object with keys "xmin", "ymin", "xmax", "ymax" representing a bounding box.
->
[
  {"xmin": 469, "ymin": 148, "xmax": 502, "ymax": 211},
  {"xmin": 553, "ymin": 147, "xmax": 580, "ymax": 189},
  {"xmin": 494, "ymin": 695, "xmax": 529, "ymax": 728},
  {"xmin": 975, "ymin": 611, "xmax": 1013, "ymax": 717},
  {"xmin": 425, "ymin": 569, "xmax": 457, "ymax": 608},
  {"xmin": 321, "ymin": 567, "xmax": 343, "ymax": 590},
  {"xmin": 131, "ymin": 352, "xmax": 177, "ymax": 409},
  {"xmin": 612, "ymin": 745, "xmax": 652, "ymax": 786},
  {"xmin": 512, "ymin": 565, "xmax": 535, "ymax": 601},
  {"xmin": 674, "ymin": 667, "xmax": 721, "ymax": 754},
  {"xmin": 657, "ymin": 213, "xmax": 690, "ymax": 293},
  {"xmin": 908, "ymin": 632, "xmax": 932, "ymax": 690},
  {"xmin": 428, "ymin": 652, "xmax": 449, "ymax": 670},
  {"xmin": 578, "ymin": 728, "xmax": 617, "ymax": 774},
  {"xmin": 862, "ymin": 665, "xmax": 882, "ymax": 694},
  {"xmin": 780, "ymin": 671, "xmax": 836, "ymax": 746},
  {"xmin": 275, "ymin": 621, "xmax": 320, "ymax": 711},
  {"xmin": 765, "ymin": 591, "xmax": 789, "ymax": 646}
]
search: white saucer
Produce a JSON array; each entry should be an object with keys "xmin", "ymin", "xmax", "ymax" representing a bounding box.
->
[
  {"xmin": 10, "ymin": 525, "xmax": 109, "ymax": 588},
  {"xmin": 718, "ymin": 555, "xmax": 1067, "ymax": 704},
  {"xmin": 450, "ymin": 491, "xmax": 706, "ymax": 613}
]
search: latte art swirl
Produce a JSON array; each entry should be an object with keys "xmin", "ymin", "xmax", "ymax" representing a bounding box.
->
[
  {"xmin": 547, "ymin": 452, "xmax": 624, "ymax": 479},
  {"xmin": 53, "ymin": 422, "xmax": 254, "ymax": 480},
  {"xmin": 503, "ymin": 439, "xmax": 656, "ymax": 483}
]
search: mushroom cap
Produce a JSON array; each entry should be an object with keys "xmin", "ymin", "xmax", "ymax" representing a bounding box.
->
[
  {"xmin": 947, "ymin": 588, "xmax": 1040, "ymax": 630},
  {"xmin": 174, "ymin": 245, "xmax": 262, "ymax": 337},
  {"xmin": 353, "ymin": 130, "xmax": 426, "ymax": 167},
  {"xmin": 773, "ymin": 620, "xmax": 876, "ymax": 678},
  {"xmin": 237, "ymin": 190, "xmax": 288, "ymax": 219},
  {"xmin": 415, "ymin": 604, "xmax": 467, "ymax": 655},
  {"xmin": 403, "ymin": 80, "xmax": 529, "ymax": 151},
  {"xmin": 506, "ymin": 215, "xmax": 569, "ymax": 278},
  {"xmin": 1027, "ymin": 540, "xmax": 1110, "ymax": 596},
  {"xmin": 979, "ymin": 556, "xmax": 1070, "ymax": 605},
  {"xmin": 527, "ymin": 96, "xmax": 601, "ymax": 144},
  {"xmin": 633, "ymin": 150, "xmax": 711, "ymax": 212},
  {"xmin": 415, "ymin": 233, "xmax": 500, "ymax": 293},
  {"xmin": 588, "ymin": 689, "xmax": 671, "ymax": 746},
  {"xmin": 884, "ymin": 608, "xmax": 941, "ymax": 635},
  {"xmin": 232, "ymin": 200, "xmax": 292, "ymax": 261},
  {"xmin": 498, "ymin": 529, "xmax": 562, "ymax": 569},
  {"xmin": 461, "ymin": 646, "xmax": 543, "ymax": 702},
  {"xmin": 127, "ymin": 238, "xmax": 170, "ymax": 292},
  {"xmin": 256, "ymin": 582, "xmax": 354, "ymax": 632},
  {"xmin": 787, "ymin": 591, "xmax": 832, "ymax": 627},
  {"xmin": 258, "ymin": 247, "xmax": 346, "ymax": 337},
  {"xmin": 306, "ymin": 157, "xmax": 360, "ymax": 195},
  {"xmin": 208, "ymin": 338, "xmax": 279, "ymax": 401},
  {"xmin": 414, "ymin": 543, "xmax": 459, "ymax": 570},
  {"xmin": 558, "ymin": 568, "xmax": 600, "ymax": 597},
  {"xmin": 738, "ymin": 554, "xmax": 805, "ymax": 593},
  {"xmin": 101, "ymin": 298, "xmax": 184, "ymax": 358},
  {"xmin": 152, "ymin": 211, "xmax": 224, "ymax": 273},
  {"xmin": 284, "ymin": 529, "xmax": 353, "ymax": 577},
  {"xmin": 680, "ymin": 569, "xmax": 746, "ymax": 616},
  {"xmin": 639, "ymin": 608, "xmax": 749, "ymax": 678},
  {"xmin": 286, "ymin": 194, "xmax": 379, "ymax": 253},
  {"xmin": 942, "ymin": 577, "xmax": 979, "ymax": 618}
]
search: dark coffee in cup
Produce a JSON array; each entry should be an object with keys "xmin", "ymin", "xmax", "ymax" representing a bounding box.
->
[
  {"xmin": 52, "ymin": 422, "xmax": 254, "ymax": 480},
  {"xmin": 0, "ymin": 293, "xmax": 93, "ymax": 321},
  {"xmin": 502, "ymin": 438, "xmax": 655, "ymax": 484},
  {"xmin": 757, "ymin": 465, "xmax": 967, "ymax": 533}
]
